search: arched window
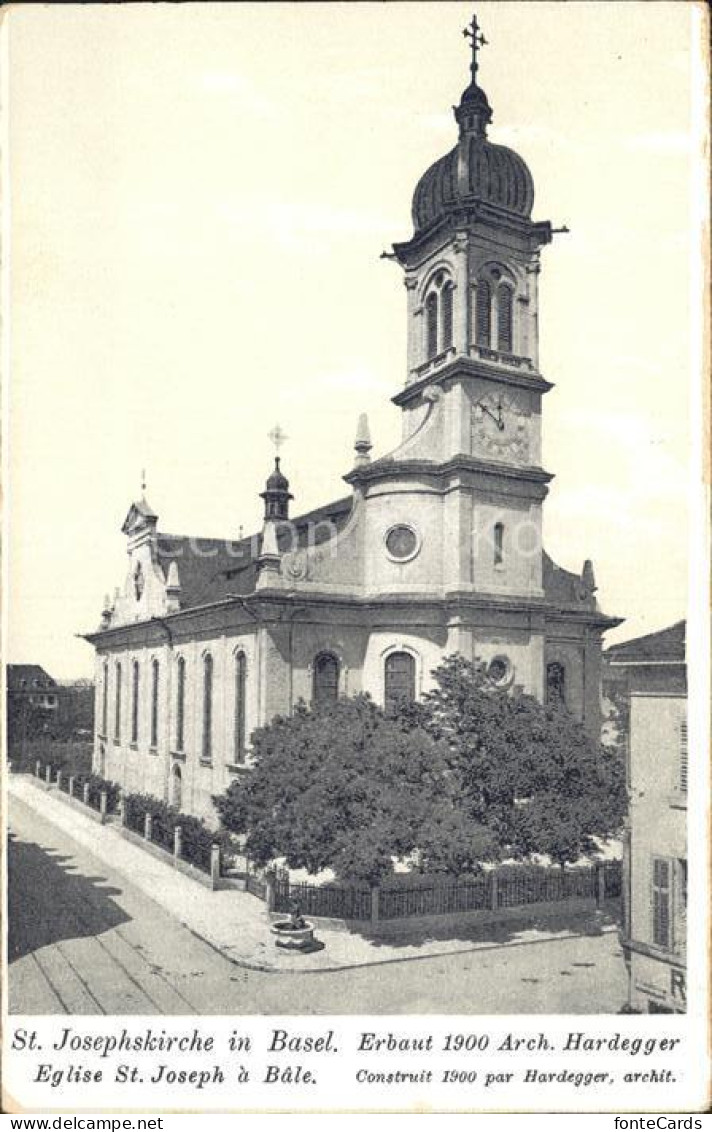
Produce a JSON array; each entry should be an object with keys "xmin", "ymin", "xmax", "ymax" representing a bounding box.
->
[
  {"xmin": 234, "ymin": 652, "xmax": 247, "ymax": 763},
  {"xmin": 171, "ymin": 764, "xmax": 182, "ymax": 811},
  {"xmin": 497, "ymin": 282, "xmax": 513, "ymax": 352},
  {"xmin": 425, "ymin": 291, "xmax": 438, "ymax": 359},
  {"xmin": 102, "ymin": 661, "xmax": 108, "ymax": 737},
  {"xmin": 131, "ymin": 660, "xmax": 140, "ymax": 744},
  {"xmin": 546, "ymin": 662, "xmax": 566, "ymax": 705},
  {"xmin": 384, "ymin": 651, "xmax": 416, "ymax": 712},
  {"xmin": 150, "ymin": 659, "xmax": 160, "ymax": 749},
  {"xmin": 441, "ymin": 282, "xmax": 454, "ymax": 350},
  {"xmin": 202, "ymin": 654, "xmax": 213, "ymax": 762},
  {"xmin": 494, "ymin": 522, "xmax": 504, "ymax": 567},
  {"xmin": 313, "ymin": 652, "xmax": 339, "ymax": 708},
  {"xmin": 476, "ymin": 279, "xmax": 491, "ymax": 346},
  {"xmin": 175, "ymin": 657, "xmax": 186, "ymax": 752},
  {"xmin": 114, "ymin": 662, "xmax": 122, "ymax": 741}
]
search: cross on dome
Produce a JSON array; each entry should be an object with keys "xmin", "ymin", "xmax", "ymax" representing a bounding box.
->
[{"xmin": 463, "ymin": 12, "xmax": 488, "ymax": 80}]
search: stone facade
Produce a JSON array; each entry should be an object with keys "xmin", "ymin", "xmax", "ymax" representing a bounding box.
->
[
  {"xmin": 85, "ymin": 27, "xmax": 620, "ymax": 821},
  {"xmin": 610, "ymin": 622, "xmax": 687, "ymax": 1013}
]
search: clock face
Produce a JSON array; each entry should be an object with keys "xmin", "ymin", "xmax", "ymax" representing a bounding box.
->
[{"xmin": 472, "ymin": 391, "xmax": 531, "ymax": 463}]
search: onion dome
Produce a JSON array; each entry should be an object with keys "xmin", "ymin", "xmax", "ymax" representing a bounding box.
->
[{"xmin": 411, "ymin": 13, "xmax": 534, "ymax": 233}]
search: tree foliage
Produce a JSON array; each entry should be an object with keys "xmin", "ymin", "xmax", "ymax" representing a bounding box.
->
[
  {"xmin": 419, "ymin": 655, "xmax": 626, "ymax": 867},
  {"xmin": 214, "ymin": 656, "xmax": 626, "ymax": 883}
]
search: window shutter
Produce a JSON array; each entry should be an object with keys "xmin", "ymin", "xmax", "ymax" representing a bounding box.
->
[
  {"xmin": 426, "ymin": 292, "xmax": 438, "ymax": 358},
  {"xmin": 652, "ymin": 858, "xmax": 671, "ymax": 949},
  {"xmin": 476, "ymin": 280, "xmax": 491, "ymax": 346},
  {"xmin": 441, "ymin": 283, "xmax": 453, "ymax": 350},
  {"xmin": 679, "ymin": 718, "xmax": 688, "ymax": 793},
  {"xmin": 497, "ymin": 283, "xmax": 513, "ymax": 352}
]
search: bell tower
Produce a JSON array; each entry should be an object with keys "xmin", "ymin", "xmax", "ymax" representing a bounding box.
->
[{"xmin": 381, "ymin": 12, "xmax": 563, "ymax": 601}]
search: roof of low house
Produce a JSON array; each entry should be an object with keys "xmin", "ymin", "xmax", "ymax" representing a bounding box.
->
[
  {"xmin": 7, "ymin": 664, "xmax": 56, "ymax": 689},
  {"xmin": 605, "ymin": 620, "xmax": 686, "ymax": 664}
]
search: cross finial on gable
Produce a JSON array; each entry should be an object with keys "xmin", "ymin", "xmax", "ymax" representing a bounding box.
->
[{"xmin": 463, "ymin": 12, "xmax": 488, "ymax": 79}]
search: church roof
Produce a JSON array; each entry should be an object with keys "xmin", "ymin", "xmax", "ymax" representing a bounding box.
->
[
  {"xmin": 541, "ymin": 552, "xmax": 585, "ymax": 607},
  {"xmin": 605, "ymin": 620, "xmax": 686, "ymax": 664},
  {"xmin": 155, "ymin": 495, "xmax": 354, "ymax": 610}
]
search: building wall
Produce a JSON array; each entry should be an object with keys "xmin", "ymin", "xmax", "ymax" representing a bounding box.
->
[
  {"xmin": 627, "ymin": 691, "xmax": 687, "ymax": 1013},
  {"xmin": 94, "ymin": 628, "xmax": 259, "ymax": 822}
]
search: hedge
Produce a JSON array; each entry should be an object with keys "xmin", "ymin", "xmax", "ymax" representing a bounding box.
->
[
  {"xmin": 123, "ymin": 791, "xmax": 219, "ymax": 874},
  {"xmin": 70, "ymin": 772, "xmax": 121, "ymax": 814}
]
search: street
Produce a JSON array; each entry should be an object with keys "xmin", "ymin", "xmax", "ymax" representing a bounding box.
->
[{"xmin": 8, "ymin": 796, "xmax": 628, "ymax": 1014}]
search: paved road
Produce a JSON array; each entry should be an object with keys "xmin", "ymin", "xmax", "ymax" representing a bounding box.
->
[{"xmin": 8, "ymin": 797, "xmax": 627, "ymax": 1015}]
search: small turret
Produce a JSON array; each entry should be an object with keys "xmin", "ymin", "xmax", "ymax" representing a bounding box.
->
[
  {"xmin": 259, "ymin": 457, "xmax": 293, "ymax": 521},
  {"xmin": 354, "ymin": 413, "xmax": 372, "ymax": 466},
  {"xmin": 256, "ymin": 456, "xmax": 292, "ymax": 588},
  {"xmin": 166, "ymin": 560, "xmax": 181, "ymax": 613},
  {"xmin": 100, "ymin": 593, "xmax": 112, "ymax": 630}
]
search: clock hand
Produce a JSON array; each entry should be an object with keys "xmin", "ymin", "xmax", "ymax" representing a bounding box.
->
[{"xmin": 477, "ymin": 402, "xmax": 501, "ymax": 426}]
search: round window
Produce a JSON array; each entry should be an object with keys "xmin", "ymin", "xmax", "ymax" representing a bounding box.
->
[
  {"xmin": 385, "ymin": 525, "xmax": 419, "ymax": 562},
  {"xmin": 488, "ymin": 655, "xmax": 513, "ymax": 688}
]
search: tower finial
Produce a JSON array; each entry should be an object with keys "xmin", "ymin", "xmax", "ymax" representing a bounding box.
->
[
  {"xmin": 463, "ymin": 11, "xmax": 488, "ymax": 81},
  {"xmin": 140, "ymin": 467, "xmax": 147, "ymax": 496},
  {"xmin": 268, "ymin": 424, "xmax": 289, "ymax": 453}
]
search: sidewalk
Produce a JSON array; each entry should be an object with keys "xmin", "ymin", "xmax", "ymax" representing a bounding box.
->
[{"xmin": 8, "ymin": 773, "xmax": 618, "ymax": 973}]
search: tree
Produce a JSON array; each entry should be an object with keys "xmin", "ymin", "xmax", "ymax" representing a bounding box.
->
[
  {"xmin": 214, "ymin": 695, "xmax": 491, "ymax": 885},
  {"xmin": 413, "ymin": 655, "xmax": 626, "ymax": 866},
  {"xmin": 213, "ymin": 656, "xmax": 626, "ymax": 883}
]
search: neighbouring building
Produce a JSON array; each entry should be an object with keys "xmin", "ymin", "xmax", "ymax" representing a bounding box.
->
[
  {"xmin": 7, "ymin": 664, "xmax": 60, "ymax": 744},
  {"xmin": 7, "ymin": 665, "xmax": 95, "ymax": 747},
  {"xmin": 608, "ymin": 621, "xmax": 687, "ymax": 1013},
  {"xmin": 84, "ymin": 16, "xmax": 621, "ymax": 820}
]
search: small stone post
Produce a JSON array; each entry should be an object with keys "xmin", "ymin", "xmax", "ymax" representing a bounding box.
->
[
  {"xmin": 99, "ymin": 791, "xmax": 108, "ymax": 824},
  {"xmin": 56, "ymin": 770, "xmax": 63, "ymax": 793},
  {"xmin": 45, "ymin": 764, "xmax": 52, "ymax": 785},
  {"xmin": 82, "ymin": 782, "xmax": 90, "ymax": 806},
  {"xmin": 265, "ymin": 868, "xmax": 276, "ymax": 913},
  {"xmin": 68, "ymin": 775, "xmax": 75, "ymax": 799},
  {"xmin": 596, "ymin": 864, "xmax": 606, "ymax": 907},
  {"xmin": 370, "ymin": 886, "xmax": 380, "ymax": 927},
  {"xmin": 210, "ymin": 843, "xmax": 221, "ymax": 889},
  {"xmin": 35, "ymin": 759, "xmax": 41, "ymax": 778},
  {"xmin": 173, "ymin": 825, "xmax": 182, "ymax": 866},
  {"xmin": 490, "ymin": 871, "xmax": 499, "ymax": 911},
  {"xmin": 144, "ymin": 812, "xmax": 152, "ymax": 841}
]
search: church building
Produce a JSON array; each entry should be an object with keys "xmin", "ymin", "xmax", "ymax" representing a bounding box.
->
[{"xmin": 86, "ymin": 16, "xmax": 621, "ymax": 820}]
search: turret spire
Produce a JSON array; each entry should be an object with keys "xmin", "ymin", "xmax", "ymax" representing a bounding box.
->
[{"xmin": 454, "ymin": 11, "xmax": 493, "ymax": 139}]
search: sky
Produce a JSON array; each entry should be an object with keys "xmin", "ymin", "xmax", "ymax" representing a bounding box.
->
[{"xmin": 5, "ymin": 1, "xmax": 706, "ymax": 679}]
